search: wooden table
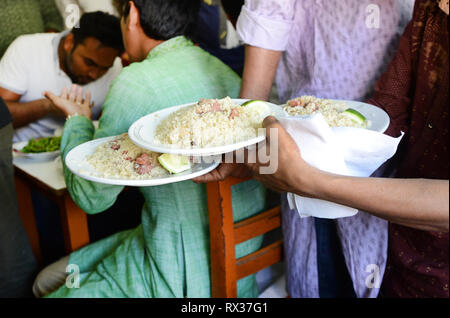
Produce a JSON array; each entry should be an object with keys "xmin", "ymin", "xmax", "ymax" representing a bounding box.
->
[{"xmin": 13, "ymin": 156, "xmax": 90, "ymax": 265}]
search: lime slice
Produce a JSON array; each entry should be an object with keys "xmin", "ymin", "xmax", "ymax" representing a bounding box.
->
[
  {"xmin": 241, "ymin": 99, "xmax": 263, "ymax": 106},
  {"xmin": 158, "ymin": 154, "xmax": 191, "ymax": 174},
  {"xmin": 240, "ymin": 100, "xmax": 271, "ymax": 119},
  {"xmin": 342, "ymin": 108, "xmax": 367, "ymax": 125}
]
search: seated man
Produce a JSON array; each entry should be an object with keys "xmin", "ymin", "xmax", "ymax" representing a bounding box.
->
[
  {"xmin": 0, "ymin": 11, "xmax": 124, "ymax": 143},
  {"xmin": 33, "ymin": 0, "xmax": 267, "ymax": 298}
]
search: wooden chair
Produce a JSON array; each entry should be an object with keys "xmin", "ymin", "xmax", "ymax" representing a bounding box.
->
[{"xmin": 207, "ymin": 176, "xmax": 283, "ymax": 298}]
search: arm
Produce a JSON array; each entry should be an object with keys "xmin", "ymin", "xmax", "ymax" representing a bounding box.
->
[
  {"xmin": 236, "ymin": 0, "xmax": 295, "ymax": 100},
  {"xmin": 46, "ymin": 85, "xmax": 125, "ymax": 214},
  {"xmin": 366, "ymin": 20, "xmax": 414, "ymax": 137},
  {"xmin": 0, "ymin": 87, "xmax": 58, "ymax": 128},
  {"xmin": 0, "ymin": 36, "xmax": 62, "ymax": 127},
  {"xmin": 247, "ymin": 117, "xmax": 449, "ymax": 233},
  {"xmin": 239, "ymin": 46, "xmax": 282, "ymax": 100}
]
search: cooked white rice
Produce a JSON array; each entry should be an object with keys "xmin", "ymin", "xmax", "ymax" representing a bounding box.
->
[
  {"xmin": 154, "ymin": 97, "xmax": 273, "ymax": 148},
  {"xmin": 283, "ymin": 96, "xmax": 369, "ymax": 128},
  {"xmin": 87, "ymin": 133, "xmax": 169, "ymax": 179}
]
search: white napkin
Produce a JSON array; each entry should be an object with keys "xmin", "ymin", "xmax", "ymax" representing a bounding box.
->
[{"xmin": 280, "ymin": 114, "xmax": 403, "ymax": 219}]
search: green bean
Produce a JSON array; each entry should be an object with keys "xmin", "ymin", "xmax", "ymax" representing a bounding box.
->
[{"xmin": 21, "ymin": 137, "xmax": 61, "ymax": 153}]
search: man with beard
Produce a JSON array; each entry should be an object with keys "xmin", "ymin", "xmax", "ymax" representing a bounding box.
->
[{"xmin": 0, "ymin": 11, "xmax": 123, "ymax": 143}]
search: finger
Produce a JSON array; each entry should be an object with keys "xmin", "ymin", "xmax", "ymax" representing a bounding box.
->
[
  {"xmin": 43, "ymin": 91, "xmax": 58, "ymax": 103},
  {"xmin": 75, "ymin": 86, "xmax": 83, "ymax": 104},
  {"xmin": 84, "ymin": 91, "xmax": 92, "ymax": 107},
  {"xmin": 61, "ymin": 87, "xmax": 68, "ymax": 99},
  {"xmin": 192, "ymin": 170, "xmax": 221, "ymax": 184},
  {"xmin": 69, "ymin": 84, "xmax": 77, "ymax": 102},
  {"xmin": 262, "ymin": 116, "xmax": 280, "ymax": 129}
]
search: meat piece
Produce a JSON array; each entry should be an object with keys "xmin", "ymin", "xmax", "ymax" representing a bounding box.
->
[
  {"xmin": 195, "ymin": 99, "xmax": 223, "ymax": 114},
  {"xmin": 111, "ymin": 143, "xmax": 120, "ymax": 151},
  {"xmin": 288, "ymin": 99, "xmax": 303, "ymax": 107},
  {"xmin": 229, "ymin": 108, "xmax": 240, "ymax": 119},
  {"xmin": 134, "ymin": 153, "xmax": 153, "ymax": 175}
]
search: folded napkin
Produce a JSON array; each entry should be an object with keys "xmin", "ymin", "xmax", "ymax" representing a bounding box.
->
[{"xmin": 280, "ymin": 114, "xmax": 403, "ymax": 219}]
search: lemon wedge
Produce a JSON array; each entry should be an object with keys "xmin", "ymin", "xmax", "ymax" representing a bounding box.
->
[
  {"xmin": 240, "ymin": 100, "xmax": 271, "ymax": 120},
  {"xmin": 158, "ymin": 154, "xmax": 191, "ymax": 174},
  {"xmin": 342, "ymin": 108, "xmax": 367, "ymax": 125}
]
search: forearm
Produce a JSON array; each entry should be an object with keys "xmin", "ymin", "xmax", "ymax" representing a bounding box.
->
[
  {"xmin": 239, "ymin": 45, "xmax": 282, "ymax": 100},
  {"xmin": 62, "ymin": 115, "xmax": 124, "ymax": 214},
  {"xmin": 305, "ymin": 169, "xmax": 449, "ymax": 232},
  {"xmin": 5, "ymin": 99, "xmax": 52, "ymax": 128}
]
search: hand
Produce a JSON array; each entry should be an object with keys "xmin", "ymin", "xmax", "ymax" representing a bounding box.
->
[
  {"xmin": 193, "ymin": 116, "xmax": 317, "ymax": 195},
  {"xmin": 192, "ymin": 162, "xmax": 251, "ymax": 183},
  {"xmin": 43, "ymin": 84, "xmax": 94, "ymax": 119},
  {"xmin": 244, "ymin": 116, "xmax": 315, "ymax": 195}
]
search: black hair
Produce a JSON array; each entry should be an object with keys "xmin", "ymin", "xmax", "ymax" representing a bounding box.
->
[
  {"xmin": 72, "ymin": 11, "xmax": 124, "ymax": 53},
  {"xmin": 221, "ymin": 0, "xmax": 244, "ymax": 25},
  {"xmin": 118, "ymin": 0, "xmax": 201, "ymax": 41}
]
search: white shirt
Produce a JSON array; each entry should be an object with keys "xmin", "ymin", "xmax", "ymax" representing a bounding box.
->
[{"xmin": 0, "ymin": 32, "xmax": 122, "ymax": 142}]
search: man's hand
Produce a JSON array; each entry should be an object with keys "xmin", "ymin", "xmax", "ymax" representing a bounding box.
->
[
  {"xmin": 192, "ymin": 162, "xmax": 251, "ymax": 183},
  {"xmin": 243, "ymin": 116, "xmax": 315, "ymax": 195},
  {"xmin": 193, "ymin": 116, "xmax": 317, "ymax": 196},
  {"xmin": 43, "ymin": 84, "xmax": 93, "ymax": 119}
]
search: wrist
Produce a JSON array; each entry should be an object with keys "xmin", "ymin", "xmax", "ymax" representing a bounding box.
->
[{"xmin": 292, "ymin": 164, "xmax": 328, "ymax": 199}]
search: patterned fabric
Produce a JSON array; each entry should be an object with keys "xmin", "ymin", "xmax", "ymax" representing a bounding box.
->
[
  {"xmin": 237, "ymin": 0, "xmax": 414, "ymax": 298},
  {"xmin": 367, "ymin": 0, "xmax": 449, "ymax": 298},
  {"xmin": 237, "ymin": 0, "xmax": 414, "ymax": 102},
  {"xmin": 47, "ymin": 36, "xmax": 267, "ymax": 298},
  {"xmin": 0, "ymin": 0, "xmax": 63, "ymax": 58}
]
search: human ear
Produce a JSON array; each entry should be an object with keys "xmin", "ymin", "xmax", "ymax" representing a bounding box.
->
[
  {"xmin": 128, "ymin": 1, "xmax": 141, "ymax": 30},
  {"xmin": 64, "ymin": 33, "xmax": 75, "ymax": 52}
]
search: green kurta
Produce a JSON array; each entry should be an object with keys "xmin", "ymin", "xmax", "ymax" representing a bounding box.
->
[{"xmin": 47, "ymin": 37, "xmax": 267, "ymax": 298}]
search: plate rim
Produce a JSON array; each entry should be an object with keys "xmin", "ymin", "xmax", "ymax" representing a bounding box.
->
[
  {"xmin": 280, "ymin": 99, "xmax": 390, "ymax": 133},
  {"xmin": 65, "ymin": 135, "xmax": 221, "ymax": 187},
  {"xmin": 128, "ymin": 98, "xmax": 286, "ymax": 156},
  {"xmin": 13, "ymin": 140, "xmax": 61, "ymax": 159}
]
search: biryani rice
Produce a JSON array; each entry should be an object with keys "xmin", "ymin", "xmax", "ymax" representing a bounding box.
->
[
  {"xmin": 154, "ymin": 97, "xmax": 272, "ymax": 148},
  {"xmin": 87, "ymin": 133, "xmax": 169, "ymax": 179},
  {"xmin": 283, "ymin": 96, "xmax": 370, "ymax": 128}
]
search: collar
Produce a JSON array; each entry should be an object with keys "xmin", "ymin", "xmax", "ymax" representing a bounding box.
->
[
  {"xmin": 52, "ymin": 30, "xmax": 71, "ymax": 77},
  {"xmin": 146, "ymin": 36, "xmax": 193, "ymax": 60}
]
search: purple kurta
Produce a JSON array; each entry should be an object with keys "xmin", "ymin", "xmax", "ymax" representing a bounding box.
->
[{"xmin": 237, "ymin": 0, "xmax": 414, "ymax": 298}]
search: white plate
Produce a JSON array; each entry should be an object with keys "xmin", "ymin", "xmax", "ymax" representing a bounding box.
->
[
  {"xmin": 128, "ymin": 99, "xmax": 287, "ymax": 157},
  {"xmin": 13, "ymin": 141, "xmax": 60, "ymax": 161},
  {"xmin": 285, "ymin": 100, "xmax": 390, "ymax": 133},
  {"xmin": 339, "ymin": 100, "xmax": 389, "ymax": 133},
  {"xmin": 65, "ymin": 136, "xmax": 220, "ymax": 187}
]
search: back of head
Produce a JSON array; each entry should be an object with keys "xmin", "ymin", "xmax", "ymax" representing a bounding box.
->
[
  {"xmin": 117, "ymin": 0, "xmax": 201, "ymax": 41},
  {"xmin": 72, "ymin": 11, "xmax": 125, "ymax": 53}
]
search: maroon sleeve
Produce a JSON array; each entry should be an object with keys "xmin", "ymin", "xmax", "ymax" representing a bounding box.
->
[{"xmin": 366, "ymin": 21, "xmax": 414, "ymax": 137}]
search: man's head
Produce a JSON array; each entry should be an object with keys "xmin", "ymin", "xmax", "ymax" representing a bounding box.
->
[
  {"xmin": 116, "ymin": 0, "xmax": 201, "ymax": 62},
  {"xmin": 61, "ymin": 11, "xmax": 124, "ymax": 85}
]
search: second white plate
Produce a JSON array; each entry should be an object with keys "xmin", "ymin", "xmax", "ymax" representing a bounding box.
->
[
  {"xmin": 65, "ymin": 136, "xmax": 220, "ymax": 187},
  {"xmin": 128, "ymin": 99, "xmax": 287, "ymax": 157}
]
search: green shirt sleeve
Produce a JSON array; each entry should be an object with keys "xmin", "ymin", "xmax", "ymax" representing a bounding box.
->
[
  {"xmin": 39, "ymin": 0, "xmax": 63, "ymax": 31},
  {"xmin": 61, "ymin": 115, "xmax": 124, "ymax": 214}
]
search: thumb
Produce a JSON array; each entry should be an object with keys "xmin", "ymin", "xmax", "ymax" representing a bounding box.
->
[{"xmin": 43, "ymin": 91, "xmax": 58, "ymax": 103}]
